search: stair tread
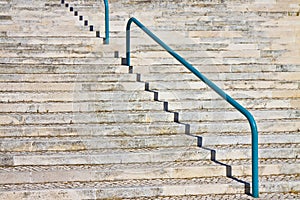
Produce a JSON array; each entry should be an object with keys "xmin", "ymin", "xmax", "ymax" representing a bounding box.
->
[
  {"xmin": 123, "ymin": 192, "xmax": 300, "ymax": 200},
  {"xmin": 1, "ymin": 158, "xmax": 299, "ymax": 172},
  {"xmin": 0, "ymin": 175, "xmax": 298, "ymax": 192},
  {"xmin": 0, "ymin": 176, "xmax": 245, "ymax": 191}
]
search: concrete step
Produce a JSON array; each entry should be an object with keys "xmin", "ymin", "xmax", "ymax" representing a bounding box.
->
[
  {"xmin": 176, "ymin": 109, "xmax": 299, "ymax": 122},
  {"xmin": 156, "ymin": 89, "xmax": 300, "ymax": 101},
  {"xmin": 0, "ymin": 36, "xmax": 104, "ymax": 46},
  {"xmin": 0, "ymin": 111, "xmax": 175, "ymax": 125},
  {"xmin": 130, "ymin": 42, "xmax": 253, "ymax": 52},
  {"xmin": 0, "ymin": 101, "xmax": 165, "ymax": 113},
  {"xmin": 0, "ymin": 161, "xmax": 225, "ymax": 184},
  {"xmin": 0, "ymin": 57, "xmax": 121, "ymax": 65},
  {"xmin": 0, "ymin": 143, "xmax": 298, "ymax": 166},
  {"xmin": 2, "ymin": 70, "xmax": 296, "ymax": 86},
  {"xmin": 5, "ymin": 63, "xmax": 280, "ymax": 75},
  {"xmin": 129, "ymin": 63, "xmax": 300, "ymax": 73},
  {"xmin": 119, "ymin": 192, "xmax": 300, "ymax": 200},
  {"xmin": 1, "ymin": 106, "xmax": 297, "ymax": 124},
  {"xmin": 0, "ymin": 82, "xmax": 146, "ymax": 92},
  {"xmin": 0, "ymin": 73, "xmax": 140, "ymax": 82},
  {"xmin": 0, "ymin": 175, "xmax": 299, "ymax": 199},
  {"xmin": 0, "ymin": 119, "xmax": 298, "ymax": 138},
  {"xmin": 0, "ymin": 91, "xmax": 155, "ymax": 102},
  {"xmin": 0, "ymin": 147, "xmax": 212, "ymax": 166},
  {"xmin": 0, "ymin": 43, "xmax": 114, "ymax": 54},
  {"xmin": 1, "ymin": 91, "xmax": 298, "ymax": 113},
  {"xmin": 0, "ymin": 134, "xmax": 298, "ymax": 152},
  {"xmin": 0, "ymin": 41, "xmax": 121, "ymax": 57},
  {"xmin": 0, "ymin": 64, "xmax": 129, "ymax": 74},
  {"xmin": 0, "ymin": 49, "xmax": 112, "ymax": 58},
  {"xmin": 230, "ymin": 2, "xmax": 300, "ymax": 13},
  {"xmin": 132, "ymin": 49, "xmax": 261, "ymax": 59},
  {"xmin": 0, "ymin": 123, "xmax": 186, "ymax": 137},
  {"xmin": 145, "ymin": 80, "xmax": 298, "ymax": 90},
  {"xmin": 195, "ymin": 134, "xmax": 300, "ymax": 147},
  {"xmin": 0, "ymin": 25, "xmax": 94, "ymax": 36},
  {"xmin": 9, "ymin": 0, "xmax": 59, "ymax": 8},
  {"xmin": 0, "ymin": 177, "xmax": 245, "ymax": 199},
  {"xmin": 11, "ymin": 10, "xmax": 85, "ymax": 20},
  {"xmin": 140, "ymin": 72, "xmax": 300, "ymax": 82},
  {"xmin": 187, "ymin": 120, "xmax": 300, "ymax": 135},
  {"xmin": 1, "ymin": 99, "xmax": 298, "ymax": 114},
  {"xmin": 1, "ymin": 159, "xmax": 299, "ymax": 184},
  {"xmin": 212, "ymin": 144, "xmax": 299, "ymax": 161},
  {"xmin": 164, "ymin": 99, "xmax": 300, "ymax": 110},
  {"xmin": 5, "ymin": 29, "xmax": 96, "ymax": 37},
  {"xmin": 0, "ymin": 46, "xmax": 120, "ymax": 58},
  {"xmin": 0, "ymin": 134, "xmax": 196, "ymax": 152}
]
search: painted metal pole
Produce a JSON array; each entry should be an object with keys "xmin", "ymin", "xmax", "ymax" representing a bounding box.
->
[
  {"xmin": 103, "ymin": 0, "xmax": 109, "ymax": 44},
  {"xmin": 126, "ymin": 17, "xmax": 259, "ymax": 198}
]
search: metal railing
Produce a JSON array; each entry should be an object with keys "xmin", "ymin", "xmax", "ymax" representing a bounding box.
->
[
  {"xmin": 125, "ymin": 17, "xmax": 259, "ymax": 198},
  {"xmin": 103, "ymin": 0, "xmax": 109, "ymax": 44}
]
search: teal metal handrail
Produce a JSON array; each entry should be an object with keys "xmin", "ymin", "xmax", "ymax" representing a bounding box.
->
[
  {"xmin": 103, "ymin": 0, "xmax": 109, "ymax": 44},
  {"xmin": 125, "ymin": 17, "xmax": 259, "ymax": 198}
]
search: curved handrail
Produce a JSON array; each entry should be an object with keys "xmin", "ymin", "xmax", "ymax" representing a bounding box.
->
[
  {"xmin": 103, "ymin": 0, "xmax": 109, "ymax": 44},
  {"xmin": 125, "ymin": 17, "xmax": 259, "ymax": 198}
]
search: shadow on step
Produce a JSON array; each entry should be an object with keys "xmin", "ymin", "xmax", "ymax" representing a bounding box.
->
[
  {"xmin": 61, "ymin": 0, "xmax": 107, "ymax": 44},
  {"xmin": 136, "ymin": 73, "xmax": 251, "ymax": 196},
  {"xmin": 196, "ymin": 136, "xmax": 251, "ymax": 196}
]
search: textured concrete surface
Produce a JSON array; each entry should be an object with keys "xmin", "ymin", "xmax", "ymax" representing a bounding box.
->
[{"xmin": 0, "ymin": 0, "xmax": 299, "ymax": 199}]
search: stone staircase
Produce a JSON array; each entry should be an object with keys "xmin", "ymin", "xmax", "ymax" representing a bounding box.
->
[{"xmin": 0, "ymin": 0, "xmax": 299, "ymax": 199}]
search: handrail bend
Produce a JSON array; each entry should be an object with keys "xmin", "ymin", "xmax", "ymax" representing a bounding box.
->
[
  {"xmin": 103, "ymin": 0, "xmax": 109, "ymax": 44},
  {"xmin": 125, "ymin": 17, "xmax": 259, "ymax": 198}
]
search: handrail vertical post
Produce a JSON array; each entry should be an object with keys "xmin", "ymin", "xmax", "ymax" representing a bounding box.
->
[
  {"xmin": 125, "ymin": 17, "xmax": 259, "ymax": 198},
  {"xmin": 103, "ymin": 0, "xmax": 109, "ymax": 44},
  {"xmin": 126, "ymin": 19, "xmax": 131, "ymax": 66},
  {"xmin": 252, "ymin": 123, "xmax": 259, "ymax": 198}
]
